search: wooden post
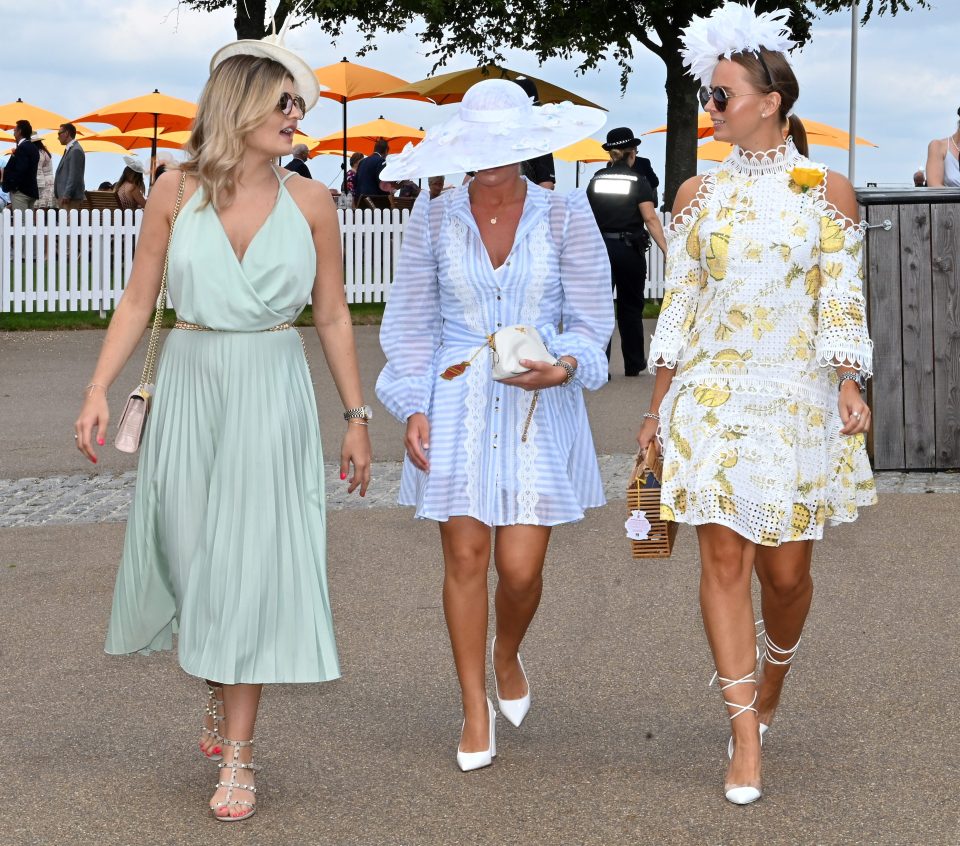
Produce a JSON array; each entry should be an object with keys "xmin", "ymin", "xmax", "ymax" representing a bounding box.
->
[{"xmin": 859, "ymin": 187, "xmax": 960, "ymax": 470}]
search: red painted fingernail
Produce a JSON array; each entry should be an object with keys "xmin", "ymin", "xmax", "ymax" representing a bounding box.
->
[
  {"xmin": 97, "ymin": 438, "xmax": 105, "ymax": 446},
  {"xmin": 91, "ymin": 457, "xmax": 97, "ymax": 464},
  {"xmin": 340, "ymin": 472, "xmax": 346, "ymax": 480}
]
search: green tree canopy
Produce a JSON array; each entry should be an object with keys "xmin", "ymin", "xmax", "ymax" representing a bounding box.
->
[{"xmin": 184, "ymin": 0, "xmax": 929, "ymax": 205}]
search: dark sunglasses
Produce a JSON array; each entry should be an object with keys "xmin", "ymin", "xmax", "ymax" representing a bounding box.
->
[
  {"xmin": 278, "ymin": 92, "xmax": 306, "ymax": 117},
  {"xmin": 698, "ymin": 85, "xmax": 761, "ymax": 112}
]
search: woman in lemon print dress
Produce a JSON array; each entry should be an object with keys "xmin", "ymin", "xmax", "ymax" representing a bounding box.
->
[{"xmin": 636, "ymin": 3, "xmax": 875, "ymax": 805}]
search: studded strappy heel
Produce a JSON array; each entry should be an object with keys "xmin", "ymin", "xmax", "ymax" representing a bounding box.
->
[
  {"xmin": 200, "ymin": 685, "xmax": 224, "ymax": 761},
  {"xmin": 211, "ymin": 738, "xmax": 259, "ymax": 822},
  {"xmin": 717, "ymin": 671, "xmax": 762, "ymax": 805}
]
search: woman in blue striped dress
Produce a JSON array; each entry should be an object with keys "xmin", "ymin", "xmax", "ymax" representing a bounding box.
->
[{"xmin": 376, "ymin": 80, "xmax": 613, "ymax": 770}]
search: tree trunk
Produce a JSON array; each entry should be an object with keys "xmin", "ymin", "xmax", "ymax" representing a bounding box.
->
[{"xmin": 661, "ymin": 53, "xmax": 700, "ymax": 213}]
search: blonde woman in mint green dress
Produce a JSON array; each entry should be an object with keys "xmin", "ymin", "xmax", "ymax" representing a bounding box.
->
[{"xmin": 74, "ymin": 45, "xmax": 371, "ymax": 821}]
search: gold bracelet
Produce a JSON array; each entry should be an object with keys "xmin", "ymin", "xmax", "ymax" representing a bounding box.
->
[
  {"xmin": 346, "ymin": 419, "xmax": 369, "ymax": 426},
  {"xmin": 85, "ymin": 383, "xmax": 108, "ymax": 395}
]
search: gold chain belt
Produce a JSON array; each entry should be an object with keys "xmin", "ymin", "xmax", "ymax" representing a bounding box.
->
[{"xmin": 174, "ymin": 320, "xmax": 293, "ymax": 332}]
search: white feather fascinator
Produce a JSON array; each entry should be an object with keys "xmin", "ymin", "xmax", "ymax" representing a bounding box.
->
[{"xmin": 680, "ymin": 2, "xmax": 796, "ymax": 84}]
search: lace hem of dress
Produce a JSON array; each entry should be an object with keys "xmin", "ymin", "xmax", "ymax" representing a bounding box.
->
[{"xmin": 668, "ymin": 371, "xmax": 834, "ymax": 406}]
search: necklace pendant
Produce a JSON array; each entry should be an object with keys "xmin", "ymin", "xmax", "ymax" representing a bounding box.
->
[{"xmin": 490, "ymin": 217, "xmax": 497, "ymax": 225}]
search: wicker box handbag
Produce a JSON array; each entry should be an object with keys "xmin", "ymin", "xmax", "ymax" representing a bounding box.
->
[{"xmin": 626, "ymin": 442, "xmax": 678, "ymax": 559}]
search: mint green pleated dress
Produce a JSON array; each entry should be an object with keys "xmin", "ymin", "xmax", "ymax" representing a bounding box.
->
[{"xmin": 105, "ymin": 170, "xmax": 340, "ymax": 685}]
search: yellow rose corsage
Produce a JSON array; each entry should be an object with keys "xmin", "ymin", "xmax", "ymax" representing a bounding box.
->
[{"xmin": 789, "ymin": 166, "xmax": 826, "ymax": 193}]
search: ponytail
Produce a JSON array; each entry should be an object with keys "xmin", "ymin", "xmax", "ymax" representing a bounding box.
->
[{"xmin": 787, "ymin": 114, "xmax": 809, "ymax": 157}]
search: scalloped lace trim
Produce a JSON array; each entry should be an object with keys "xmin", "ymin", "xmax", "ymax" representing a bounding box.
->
[
  {"xmin": 726, "ymin": 138, "xmax": 800, "ymax": 176},
  {"xmin": 668, "ymin": 170, "xmax": 719, "ymax": 235},
  {"xmin": 815, "ymin": 345, "xmax": 874, "ymax": 377}
]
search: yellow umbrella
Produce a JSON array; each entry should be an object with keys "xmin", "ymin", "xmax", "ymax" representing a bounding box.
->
[
  {"xmin": 309, "ymin": 117, "xmax": 425, "ymax": 157},
  {"xmin": 0, "ymin": 98, "xmax": 79, "ymax": 132},
  {"xmin": 377, "ymin": 65, "xmax": 605, "ymax": 109},
  {"xmin": 643, "ymin": 113, "xmax": 877, "ymax": 149},
  {"xmin": 74, "ymin": 90, "xmax": 197, "ymax": 182}
]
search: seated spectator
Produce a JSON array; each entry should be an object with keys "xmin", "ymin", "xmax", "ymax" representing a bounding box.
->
[
  {"xmin": 98, "ymin": 180, "xmax": 115, "ymax": 190},
  {"xmin": 343, "ymin": 151, "xmax": 364, "ymax": 198},
  {"xmin": 115, "ymin": 155, "xmax": 147, "ymax": 210},
  {"xmin": 924, "ymin": 107, "xmax": 960, "ymax": 188}
]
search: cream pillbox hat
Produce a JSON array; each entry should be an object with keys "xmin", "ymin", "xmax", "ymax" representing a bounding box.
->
[
  {"xmin": 209, "ymin": 9, "xmax": 324, "ymax": 111},
  {"xmin": 380, "ymin": 79, "xmax": 606, "ymax": 181}
]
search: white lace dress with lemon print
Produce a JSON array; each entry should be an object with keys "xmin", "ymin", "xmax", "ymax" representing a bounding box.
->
[{"xmin": 649, "ymin": 140, "xmax": 877, "ymax": 546}]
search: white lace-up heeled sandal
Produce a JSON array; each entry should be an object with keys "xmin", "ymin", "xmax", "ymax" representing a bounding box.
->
[
  {"xmin": 755, "ymin": 630, "xmax": 802, "ymax": 738},
  {"xmin": 200, "ymin": 685, "xmax": 225, "ymax": 761},
  {"xmin": 211, "ymin": 738, "xmax": 259, "ymax": 822},
  {"xmin": 717, "ymin": 671, "xmax": 762, "ymax": 805}
]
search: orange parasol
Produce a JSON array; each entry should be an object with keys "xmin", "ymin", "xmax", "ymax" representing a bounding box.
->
[
  {"xmin": 0, "ymin": 98, "xmax": 85, "ymax": 133},
  {"xmin": 309, "ymin": 117, "xmax": 425, "ymax": 158},
  {"xmin": 73, "ymin": 90, "xmax": 197, "ymax": 182},
  {"xmin": 313, "ymin": 59, "xmax": 428, "ymax": 181},
  {"xmin": 642, "ymin": 113, "xmax": 877, "ymax": 150}
]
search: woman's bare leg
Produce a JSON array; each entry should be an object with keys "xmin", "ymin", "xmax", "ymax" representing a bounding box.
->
[
  {"xmin": 491, "ymin": 525, "xmax": 551, "ymax": 699},
  {"xmin": 439, "ymin": 516, "xmax": 492, "ymax": 753},
  {"xmin": 753, "ymin": 540, "xmax": 814, "ymax": 729},
  {"xmin": 209, "ymin": 683, "xmax": 262, "ymax": 818},
  {"xmin": 697, "ymin": 524, "xmax": 762, "ymax": 790}
]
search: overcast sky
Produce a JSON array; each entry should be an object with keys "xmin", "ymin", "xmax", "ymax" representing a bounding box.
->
[{"xmin": 3, "ymin": 0, "xmax": 956, "ymax": 193}]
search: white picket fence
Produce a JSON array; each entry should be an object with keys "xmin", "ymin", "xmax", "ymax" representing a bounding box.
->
[{"xmin": 1, "ymin": 207, "xmax": 668, "ymax": 313}]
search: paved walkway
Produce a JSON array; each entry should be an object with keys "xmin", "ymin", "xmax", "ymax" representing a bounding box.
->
[{"xmin": 2, "ymin": 329, "xmax": 959, "ymax": 845}]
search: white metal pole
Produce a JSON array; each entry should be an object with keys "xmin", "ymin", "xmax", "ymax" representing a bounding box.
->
[{"xmin": 848, "ymin": 0, "xmax": 859, "ymax": 183}]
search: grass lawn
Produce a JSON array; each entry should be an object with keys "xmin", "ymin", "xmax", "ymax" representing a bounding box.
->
[{"xmin": 0, "ymin": 299, "xmax": 661, "ymax": 331}]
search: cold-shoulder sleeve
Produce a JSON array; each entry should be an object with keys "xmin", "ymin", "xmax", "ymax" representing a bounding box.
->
[
  {"xmin": 537, "ymin": 190, "xmax": 614, "ymax": 391},
  {"xmin": 813, "ymin": 207, "xmax": 874, "ymax": 376},
  {"xmin": 648, "ymin": 203, "xmax": 707, "ymax": 373},
  {"xmin": 376, "ymin": 192, "xmax": 442, "ymax": 421}
]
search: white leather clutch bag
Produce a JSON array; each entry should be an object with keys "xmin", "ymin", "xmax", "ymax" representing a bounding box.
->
[{"xmin": 489, "ymin": 325, "xmax": 556, "ymax": 381}]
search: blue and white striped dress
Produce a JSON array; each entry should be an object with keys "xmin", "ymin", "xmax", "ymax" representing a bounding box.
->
[{"xmin": 376, "ymin": 182, "xmax": 615, "ymax": 526}]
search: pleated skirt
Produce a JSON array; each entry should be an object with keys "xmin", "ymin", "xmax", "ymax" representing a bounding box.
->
[{"xmin": 105, "ymin": 328, "xmax": 340, "ymax": 685}]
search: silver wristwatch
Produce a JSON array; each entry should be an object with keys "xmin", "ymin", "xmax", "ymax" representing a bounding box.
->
[
  {"xmin": 343, "ymin": 405, "xmax": 373, "ymax": 421},
  {"xmin": 837, "ymin": 372, "xmax": 866, "ymax": 392}
]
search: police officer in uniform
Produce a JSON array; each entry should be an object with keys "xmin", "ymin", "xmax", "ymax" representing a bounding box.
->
[{"xmin": 587, "ymin": 127, "xmax": 667, "ymax": 376}]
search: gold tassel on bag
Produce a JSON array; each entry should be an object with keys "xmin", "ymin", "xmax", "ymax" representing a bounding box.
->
[
  {"xmin": 626, "ymin": 441, "xmax": 678, "ymax": 559},
  {"xmin": 115, "ymin": 174, "xmax": 186, "ymax": 454}
]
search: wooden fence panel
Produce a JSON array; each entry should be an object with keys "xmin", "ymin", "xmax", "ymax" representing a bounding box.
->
[
  {"xmin": 898, "ymin": 203, "xmax": 936, "ymax": 468},
  {"xmin": 931, "ymin": 202, "xmax": 960, "ymax": 467},
  {"xmin": 864, "ymin": 203, "xmax": 905, "ymax": 470}
]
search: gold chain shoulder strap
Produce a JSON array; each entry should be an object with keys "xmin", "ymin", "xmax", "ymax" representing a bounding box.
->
[{"xmin": 139, "ymin": 172, "xmax": 186, "ymax": 388}]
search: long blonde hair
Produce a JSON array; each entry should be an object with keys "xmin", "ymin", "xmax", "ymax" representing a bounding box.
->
[{"xmin": 181, "ymin": 54, "xmax": 291, "ymax": 210}]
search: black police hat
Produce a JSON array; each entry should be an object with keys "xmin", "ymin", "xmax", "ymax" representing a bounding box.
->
[{"xmin": 602, "ymin": 127, "xmax": 642, "ymax": 150}]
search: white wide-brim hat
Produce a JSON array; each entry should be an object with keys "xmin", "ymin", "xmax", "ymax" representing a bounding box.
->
[
  {"xmin": 380, "ymin": 78, "xmax": 606, "ymax": 181},
  {"xmin": 122, "ymin": 154, "xmax": 146, "ymax": 174},
  {"xmin": 210, "ymin": 35, "xmax": 323, "ymax": 112}
]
